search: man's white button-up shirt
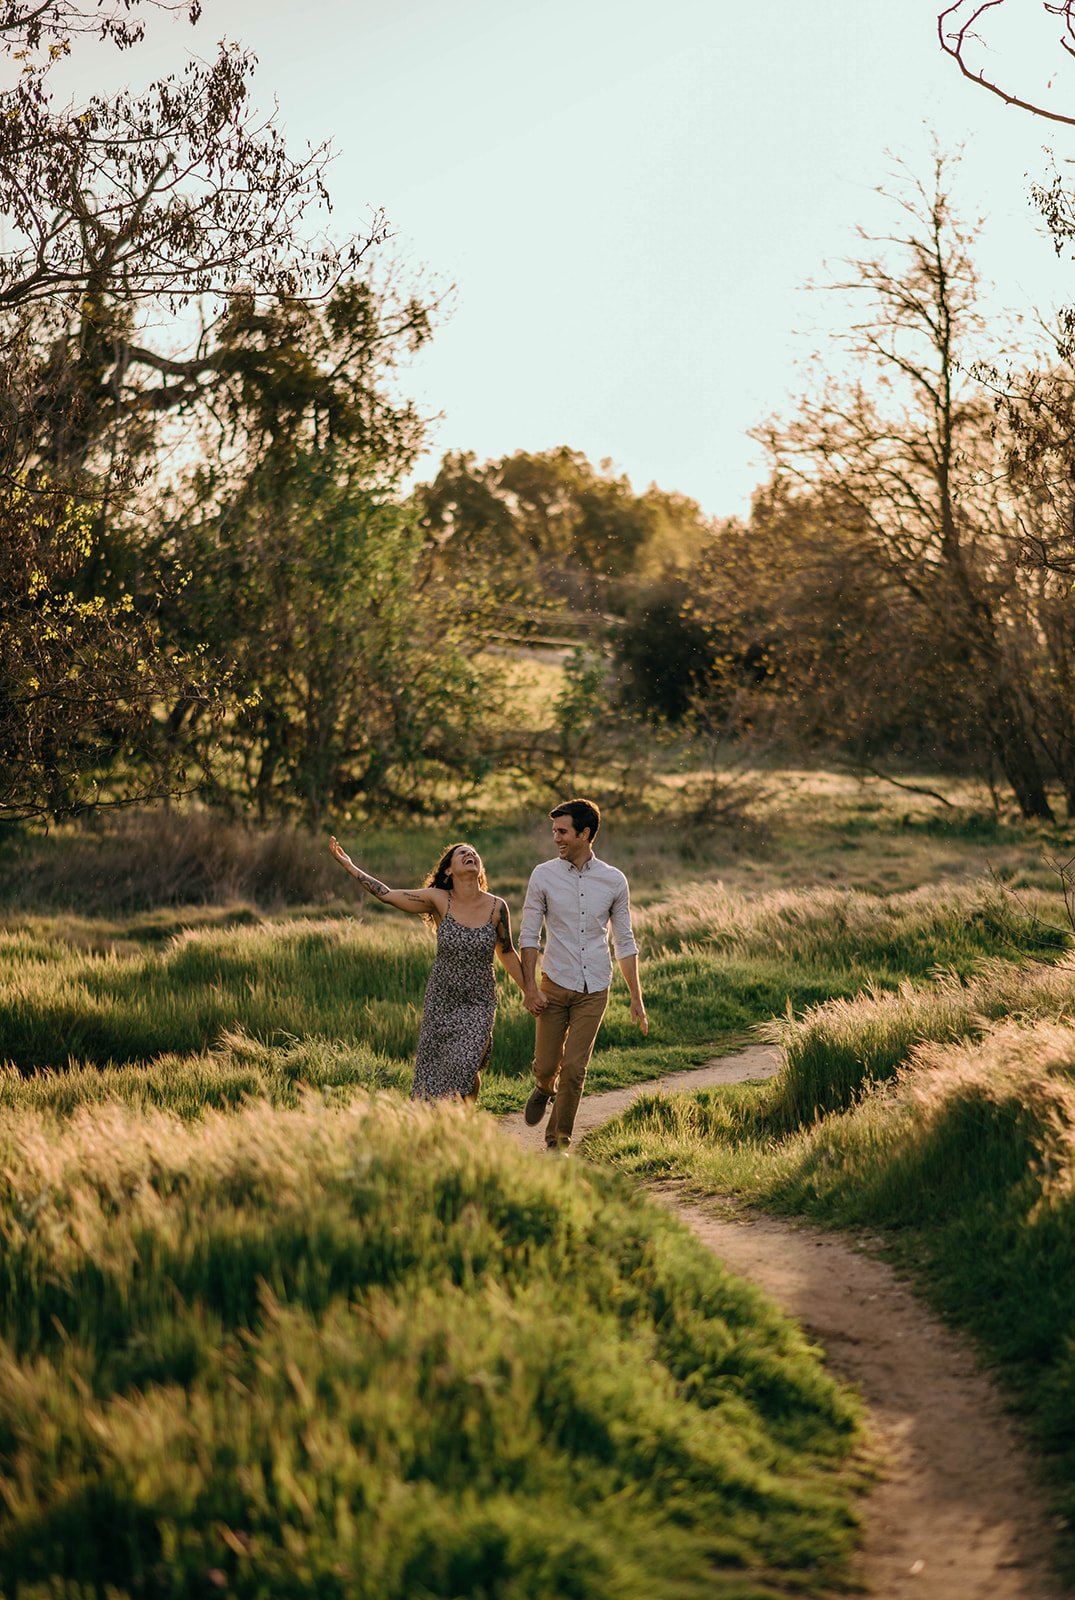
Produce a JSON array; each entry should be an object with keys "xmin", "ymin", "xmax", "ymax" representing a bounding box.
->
[{"xmin": 520, "ymin": 854, "xmax": 638, "ymax": 993}]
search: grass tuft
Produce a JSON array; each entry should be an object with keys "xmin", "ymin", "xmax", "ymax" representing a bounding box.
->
[{"xmin": 766, "ymin": 955, "xmax": 1075, "ymax": 1125}]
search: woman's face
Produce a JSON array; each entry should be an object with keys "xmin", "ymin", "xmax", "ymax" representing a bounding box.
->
[{"xmin": 449, "ymin": 844, "xmax": 483, "ymax": 880}]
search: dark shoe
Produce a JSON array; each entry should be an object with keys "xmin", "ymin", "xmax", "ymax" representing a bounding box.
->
[{"xmin": 524, "ymin": 1086, "xmax": 553, "ymax": 1125}]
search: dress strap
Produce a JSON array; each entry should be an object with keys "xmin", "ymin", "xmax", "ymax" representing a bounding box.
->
[{"xmin": 487, "ymin": 895, "xmax": 500, "ymax": 925}]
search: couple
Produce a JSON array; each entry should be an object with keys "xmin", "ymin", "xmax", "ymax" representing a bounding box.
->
[{"xmin": 329, "ymin": 798, "xmax": 647, "ymax": 1150}]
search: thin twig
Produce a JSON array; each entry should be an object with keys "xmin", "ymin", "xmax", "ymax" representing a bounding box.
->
[
  {"xmin": 848, "ymin": 764, "xmax": 956, "ymax": 808},
  {"xmin": 986, "ymin": 860, "xmax": 1075, "ymax": 946}
]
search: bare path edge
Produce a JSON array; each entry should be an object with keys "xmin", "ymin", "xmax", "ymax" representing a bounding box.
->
[{"xmin": 500, "ymin": 1047, "xmax": 1069, "ymax": 1600}]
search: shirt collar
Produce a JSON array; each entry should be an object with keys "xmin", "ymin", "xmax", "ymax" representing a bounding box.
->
[{"xmin": 560, "ymin": 853, "xmax": 594, "ymax": 874}]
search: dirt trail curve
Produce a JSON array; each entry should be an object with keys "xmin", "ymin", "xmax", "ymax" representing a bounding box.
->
[{"xmin": 501, "ymin": 1049, "xmax": 1069, "ymax": 1600}]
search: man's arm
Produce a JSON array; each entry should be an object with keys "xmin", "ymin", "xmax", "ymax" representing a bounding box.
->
[
  {"xmin": 519, "ymin": 870, "xmax": 548, "ymax": 1014},
  {"xmin": 609, "ymin": 878, "xmax": 646, "ymax": 1032},
  {"xmin": 617, "ymin": 953, "xmax": 648, "ymax": 1034}
]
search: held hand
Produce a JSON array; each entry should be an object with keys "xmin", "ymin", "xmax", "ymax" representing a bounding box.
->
[
  {"xmin": 523, "ymin": 987, "xmax": 548, "ymax": 1016},
  {"xmin": 631, "ymin": 997, "xmax": 648, "ymax": 1035}
]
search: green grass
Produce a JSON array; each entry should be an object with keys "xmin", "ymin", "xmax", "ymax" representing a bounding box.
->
[
  {"xmin": 2, "ymin": 786, "xmax": 1074, "ymax": 1595},
  {"xmin": 0, "ymin": 1093, "xmax": 865, "ymax": 1599},
  {"xmin": 0, "ymin": 882, "xmax": 1059, "ymax": 1124},
  {"xmin": 585, "ymin": 956, "xmax": 1075, "ymax": 1580},
  {"xmin": 0, "ymin": 1032, "xmax": 413, "ymax": 1119}
]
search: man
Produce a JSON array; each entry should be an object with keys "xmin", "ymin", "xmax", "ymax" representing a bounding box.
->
[{"xmin": 519, "ymin": 797, "xmax": 647, "ymax": 1151}]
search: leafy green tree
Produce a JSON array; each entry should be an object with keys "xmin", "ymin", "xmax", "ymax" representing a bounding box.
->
[
  {"xmin": 170, "ymin": 457, "xmax": 495, "ymax": 826},
  {"xmin": 416, "ymin": 447, "xmax": 711, "ymax": 610},
  {"xmin": 158, "ymin": 286, "xmax": 494, "ymax": 825},
  {"xmin": 611, "ymin": 578, "xmax": 715, "ymax": 723},
  {"xmin": 0, "ymin": 480, "xmax": 213, "ymax": 821},
  {"xmin": 630, "ymin": 487, "xmax": 712, "ymax": 577},
  {"xmin": 0, "ymin": 1, "xmax": 399, "ymax": 821}
]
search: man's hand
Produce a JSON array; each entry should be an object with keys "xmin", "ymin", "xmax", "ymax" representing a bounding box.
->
[
  {"xmin": 520, "ymin": 948, "xmax": 546, "ymax": 1014},
  {"xmin": 630, "ymin": 996, "xmax": 648, "ymax": 1035}
]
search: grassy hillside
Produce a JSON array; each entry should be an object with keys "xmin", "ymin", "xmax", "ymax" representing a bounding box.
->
[
  {"xmin": 2, "ymin": 775, "xmax": 1072, "ymax": 1593},
  {"xmin": 0, "ymin": 1093, "xmax": 864, "ymax": 1599},
  {"xmin": 586, "ymin": 953, "xmax": 1075, "ymax": 1574}
]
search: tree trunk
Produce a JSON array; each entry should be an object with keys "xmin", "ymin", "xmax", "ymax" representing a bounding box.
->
[{"xmin": 991, "ymin": 720, "xmax": 1055, "ymax": 821}]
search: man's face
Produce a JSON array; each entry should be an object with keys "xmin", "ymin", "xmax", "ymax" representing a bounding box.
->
[{"xmin": 552, "ymin": 817, "xmax": 589, "ymax": 860}]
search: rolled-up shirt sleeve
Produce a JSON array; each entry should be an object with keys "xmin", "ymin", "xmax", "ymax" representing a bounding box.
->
[
  {"xmin": 520, "ymin": 868, "xmax": 545, "ymax": 950},
  {"xmin": 609, "ymin": 880, "xmax": 638, "ymax": 961}
]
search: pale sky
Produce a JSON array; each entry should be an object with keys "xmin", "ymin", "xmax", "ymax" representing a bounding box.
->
[{"xmin": 43, "ymin": 0, "xmax": 1075, "ymax": 516}]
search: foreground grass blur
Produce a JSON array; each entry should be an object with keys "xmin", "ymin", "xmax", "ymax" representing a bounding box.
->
[{"xmin": 0, "ymin": 1094, "xmax": 863, "ymax": 1599}]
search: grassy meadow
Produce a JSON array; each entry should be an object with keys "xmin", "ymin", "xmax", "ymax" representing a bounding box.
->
[
  {"xmin": 0, "ymin": 869, "xmax": 1060, "ymax": 1115},
  {"xmin": 0, "ymin": 772, "xmax": 1072, "ymax": 1594}
]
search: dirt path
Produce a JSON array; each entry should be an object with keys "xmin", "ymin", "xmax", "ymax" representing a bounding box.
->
[{"xmin": 501, "ymin": 1049, "xmax": 1069, "ymax": 1599}]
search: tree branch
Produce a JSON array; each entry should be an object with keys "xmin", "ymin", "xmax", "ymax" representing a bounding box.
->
[{"xmin": 938, "ymin": 0, "xmax": 1075, "ymax": 126}]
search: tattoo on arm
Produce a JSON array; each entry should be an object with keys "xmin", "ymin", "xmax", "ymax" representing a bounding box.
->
[
  {"xmin": 403, "ymin": 891, "xmax": 429, "ymax": 904},
  {"xmin": 354, "ymin": 869, "xmax": 390, "ymax": 899},
  {"xmin": 496, "ymin": 900, "xmax": 515, "ymax": 953}
]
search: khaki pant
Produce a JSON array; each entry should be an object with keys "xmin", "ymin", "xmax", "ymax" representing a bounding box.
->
[{"xmin": 533, "ymin": 976, "xmax": 609, "ymax": 1148}]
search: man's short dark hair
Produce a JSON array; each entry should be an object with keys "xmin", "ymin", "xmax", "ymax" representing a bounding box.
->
[{"xmin": 550, "ymin": 797, "xmax": 601, "ymax": 842}]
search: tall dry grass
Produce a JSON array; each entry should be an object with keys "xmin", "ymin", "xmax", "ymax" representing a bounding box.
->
[
  {"xmin": 767, "ymin": 954, "xmax": 1075, "ymax": 1125},
  {"xmin": 2, "ymin": 809, "xmax": 343, "ymax": 912},
  {"xmin": 634, "ymin": 878, "xmax": 1065, "ymax": 970},
  {"xmin": 1, "ymin": 879, "xmax": 1058, "ymax": 1083}
]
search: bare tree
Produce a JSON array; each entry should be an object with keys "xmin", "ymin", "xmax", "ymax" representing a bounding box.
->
[{"xmin": 756, "ymin": 153, "xmax": 1067, "ymax": 819}]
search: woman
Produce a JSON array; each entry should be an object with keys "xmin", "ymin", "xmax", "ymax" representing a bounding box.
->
[{"xmin": 329, "ymin": 837, "xmax": 525, "ymax": 1104}]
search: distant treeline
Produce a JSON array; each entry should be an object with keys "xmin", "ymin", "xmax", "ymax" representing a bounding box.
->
[{"xmin": 1, "ymin": 7, "xmax": 1073, "ymax": 827}]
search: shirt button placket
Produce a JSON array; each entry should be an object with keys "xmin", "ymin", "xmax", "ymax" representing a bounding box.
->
[{"xmin": 579, "ymin": 879, "xmax": 585, "ymax": 985}]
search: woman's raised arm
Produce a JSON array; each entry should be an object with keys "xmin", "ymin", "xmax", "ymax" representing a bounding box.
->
[{"xmin": 329, "ymin": 837, "xmax": 444, "ymax": 917}]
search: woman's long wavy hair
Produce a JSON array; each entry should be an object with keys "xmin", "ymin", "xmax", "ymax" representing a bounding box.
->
[{"xmin": 425, "ymin": 842, "xmax": 488, "ymax": 895}]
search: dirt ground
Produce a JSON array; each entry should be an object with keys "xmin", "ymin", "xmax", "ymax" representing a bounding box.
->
[{"xmin": 500, "ymin": 1050, "xmax": 1070, "ymax": 1599}]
